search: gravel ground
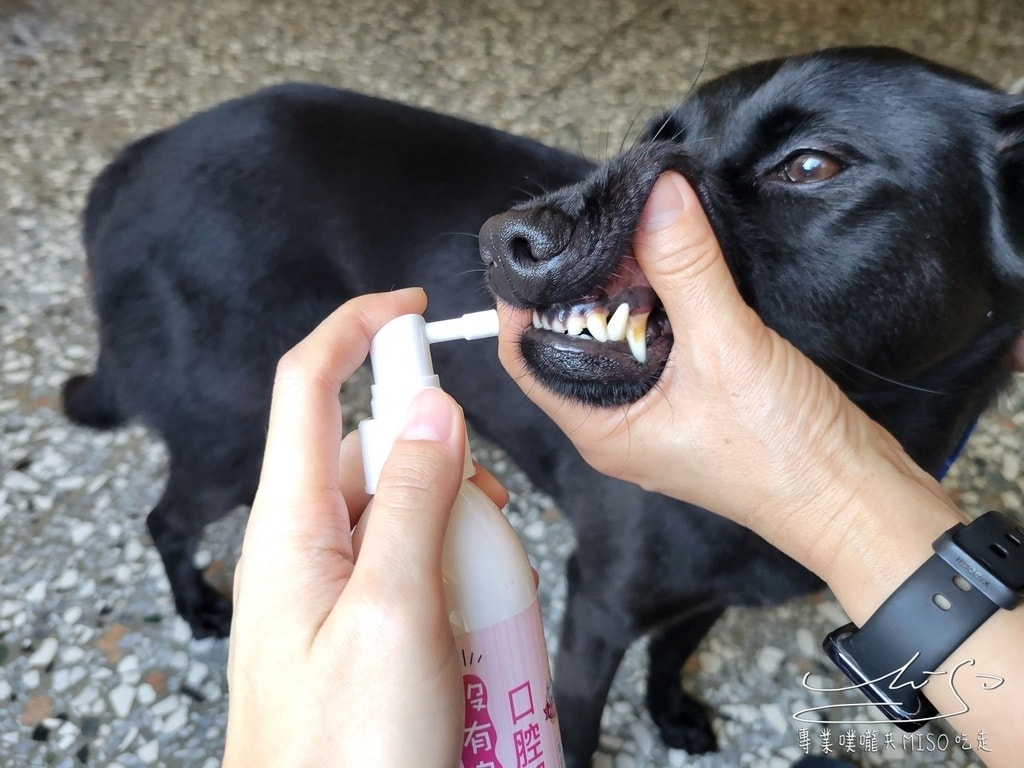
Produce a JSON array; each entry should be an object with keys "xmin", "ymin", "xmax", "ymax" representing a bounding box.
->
[{"xmin": 2, "ymin": 1, "xmax": 1023, "ymax": 766}]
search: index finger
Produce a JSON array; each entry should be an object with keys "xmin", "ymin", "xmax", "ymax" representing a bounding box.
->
[{"xmin": 253, "ymin": 288, "xmax": 428, "ymax": 516}]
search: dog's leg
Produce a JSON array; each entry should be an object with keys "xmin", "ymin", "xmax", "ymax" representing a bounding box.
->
[
  {"xmin": 555, "ymin": 553, "xmax": 637, "ymax": 768},
  {"xmin": 146, "ymin": 451, "xmax": 258, "ymax": 638},
  {"xmin": 646, "ymin": 601, "xmax": 725, "ymax": 754}
]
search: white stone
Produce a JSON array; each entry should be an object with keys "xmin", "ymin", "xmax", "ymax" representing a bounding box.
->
[
  {"xmin": 24, "ymin": 579, "xmax": 47, "ymax": 603},
  {"xmin": 116, "ymin": 725, "xmax": 138, "ymax": 752},
  {"xmin": 761, "ymin": 703, "xmax": 789, "ymax": 734},
  {"xmin": 151, "ymin": 693, "xmax": 184, "ymax": 717},
  {"xmin": 136, "ymin": 683, "xmax": 156, "ymax": 706},
  {"xmin": 53, "ymin": 666, "xmax": 87, "ymax": 692},
  {"xmin": 193, "ymin": 549, "xmax": 212, "ymax": 568},
  {"xmin": 136, "ymin": 739, "xmax": 159, "ymax": 763},
  {"xmin": 109, "ymin": 682, "xmax": 136, "ymax": 718},
  {"xmin": 795, "ymin": 627, "xmax": 816, "ymax": 657},
  {"xmin": 70, "ymin": 521, "xmax": 95, "ymax": 546},
  {"xmin": 117, "ymin": 655, "xmax": 141, "ymax": 685},
  {"xmin": 697, "ymin": 650, "xmax": 722, "ymax": 674},
  {"xmin": 185, "ymin": 662, "xmax": 208, "ymax": 688},
  {"xmin": 53, "ymin": 568, "xmax": 78, "ymax": 591},
  {"xmin": 71, "ymin": 685, "xmax": 100, "ymax": 710},
  {"xmin": 756, "ymin": 646, "xmax": 785, "ymax": 675},
  {"xmin": 54, "ymin": 476, "xmax": 85, "ymax": 491},
  {"xmin": 629, "ymin": 721, "xmax": 653, "ymax": 755},
  {"xmin": 522, "ymin": 519, "xmax": 546, "ymax": 541},
  {"xmin": 77, "ymin": 578, "xmax": 96, "ymax": 599},
  {"xmin": 55, "ymin": 721, "xmax": 79, "ymax": 751},
  {"xmin": 29, "ymin": 637, "xmax": 58, "ymax": 667},
  {"xmin": 124, "ymin": 539, "xmax": 146, "ymax": 561},
  {"xmin": 159, "ymin": 705, "xmax": 189, "ymax": 734},
  {"xmin": 4, "ymin": 471, "xmax": 40, "ymax": 492},
  {"xmin": 1002, "ymin": 452, "xmax": 1020, "ymax": 481}
]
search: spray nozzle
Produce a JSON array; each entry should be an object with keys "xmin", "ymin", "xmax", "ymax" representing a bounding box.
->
[
  {"xmin": 360, "ymin": 308, "xmax": 500, "ymax": 493},
  {"xmin": 425, "ymin": 309, "xmax": 501, "ymax": 344}
]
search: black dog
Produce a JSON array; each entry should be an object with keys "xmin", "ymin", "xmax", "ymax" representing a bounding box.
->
[{"xmin": 64, "ymin": 47, "xmax": 1024, "ymax": 765}]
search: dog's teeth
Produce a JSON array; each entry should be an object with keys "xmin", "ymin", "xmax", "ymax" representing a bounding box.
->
[
  {"xmin": 607, "ymin": 303, "xmax": 629, "ymax": 342},
  {"xmin": 627, "ymin": 312, "xmax": 649, "ymax": 364},
  {"xmin": 532, "ymin": 311, "xmax": 542, "ymax": 329},
  {"xmin": 586, "ymin": 308, "xmax": 609, "ymax": 342},
  {"xmin": 551, "ymin": 317, "xmax": 566, "ymax": 334},
  {"xmin": 566, "ymin": 314, "xmax": 586, "ymax": 336}
]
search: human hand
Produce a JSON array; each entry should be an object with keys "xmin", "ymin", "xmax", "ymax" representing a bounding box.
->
[
  {"xmin": 223, "ymin": 288, "xmax": 505, "ymax": 768},
  {"xmin": 498, "ymin": 173, "xmax": 1018, "ymax": 766},
  {"xmin": 496, "ymin": 172, "xmax": 955, "ymax": 576}
]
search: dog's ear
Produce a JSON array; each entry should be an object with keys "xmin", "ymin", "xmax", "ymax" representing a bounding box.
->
[{"xmin": 997, "ymin": 97, "xmax": 1024, "ymax": 253}]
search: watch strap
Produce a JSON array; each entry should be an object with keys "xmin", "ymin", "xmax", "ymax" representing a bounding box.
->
[{"xmin": 823, "ymin": 511, "xmax": 1024, "ymax": 729}]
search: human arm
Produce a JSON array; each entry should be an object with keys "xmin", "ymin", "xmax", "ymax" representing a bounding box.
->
[{"xmin": 496, "ymin": 172, "xmax": 1024, "ymax": 762}]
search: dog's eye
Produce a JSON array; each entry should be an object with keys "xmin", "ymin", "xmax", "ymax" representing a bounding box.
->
[{"xmin": 779, "ymin": 151, "xmax": 844, "ymax": 183}]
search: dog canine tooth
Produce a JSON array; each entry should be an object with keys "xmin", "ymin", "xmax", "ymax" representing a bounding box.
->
[
  {"xmin": 566, "ymin": 314, "xmax": 586, "ymax": 336},
  {"xmin": 627, "ymin": 312, "xmax": 649, "ymax": 364},
  {"xmin": 607, "ymin": 302, "xmax": 629, "ymax": 342},
  {"xmin": 586, "ymin": 308, "xmax": 609, "ymax": 342}
]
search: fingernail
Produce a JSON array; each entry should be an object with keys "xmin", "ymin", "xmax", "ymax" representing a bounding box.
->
[
  {"xmin": 401, "ymin": 388, "xmax": 454, "ymax": 443},
  {"xmin": 639, "ymin": 172, "xmax": 689, "ymax": 232}
]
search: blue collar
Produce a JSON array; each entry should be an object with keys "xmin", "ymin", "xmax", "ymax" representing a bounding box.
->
[{"xmin": 938, "ymin": 419, "xmax": 977, "ymax": 480}]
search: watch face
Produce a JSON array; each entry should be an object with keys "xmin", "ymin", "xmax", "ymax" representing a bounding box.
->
[{"xmin": 822, "ymin": 626, "xmax": 938, "ymax": 732}]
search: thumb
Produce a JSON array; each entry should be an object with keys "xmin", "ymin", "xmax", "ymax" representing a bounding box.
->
[
  {"xmin": 352, "ymin": 387, "xmax": 466, "ymax": 596},
  {"xmin": 635, "ymin": 172, "xmax": 753, "ymax": 334}
]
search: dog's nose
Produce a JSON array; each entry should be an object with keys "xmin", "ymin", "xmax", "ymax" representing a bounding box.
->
[{"xmin": 479, "ymin": 207, "xmax": 574, "ymax": 269}]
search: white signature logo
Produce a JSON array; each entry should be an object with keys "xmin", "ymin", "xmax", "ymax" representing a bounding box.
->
[{"xmin": 793, "ymin": 656, "xmax": 1004, "ymax": 725}]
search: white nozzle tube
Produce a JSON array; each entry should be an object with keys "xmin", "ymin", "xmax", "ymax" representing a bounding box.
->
[
  {"xmin": 359, "ymin": 309, "xmax": 498, "ymax": 494},
  {"xmin": 425, "ymin": 309, "xmax": 500, "ymax": 344}
]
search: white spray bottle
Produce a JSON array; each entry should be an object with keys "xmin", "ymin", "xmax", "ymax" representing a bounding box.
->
[{"xmin": 355, "ymin": 309, "xmax": 564, "ymax": 768}]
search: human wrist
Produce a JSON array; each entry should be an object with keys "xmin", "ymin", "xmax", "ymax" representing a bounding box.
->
[{"xmin": 796, "ymin": 425, "xmax": 968, "ymax": 625}]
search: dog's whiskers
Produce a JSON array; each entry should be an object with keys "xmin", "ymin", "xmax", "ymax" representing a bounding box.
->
[
  {"xmin": 830, "ymin": 354, "xmax": 951, "ymax": 396},
  {"xmin": 618, "ymin": 109, "xmax": 648, "ymax": 156}
]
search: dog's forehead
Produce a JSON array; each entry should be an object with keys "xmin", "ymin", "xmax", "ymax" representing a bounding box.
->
[{"xmin": 677, "ymin": 51, "xmax": 994, "ymax": 162}]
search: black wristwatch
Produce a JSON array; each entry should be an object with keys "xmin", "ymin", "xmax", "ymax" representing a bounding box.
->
[{"xmin": 823, "ymin": 510, "xmax": 1024, "ymax": 730}]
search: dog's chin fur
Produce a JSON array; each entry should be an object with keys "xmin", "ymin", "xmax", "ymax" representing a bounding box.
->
[{"xmin": 64, "ymin": 47, "xmax": 1024, "ymax": 767}]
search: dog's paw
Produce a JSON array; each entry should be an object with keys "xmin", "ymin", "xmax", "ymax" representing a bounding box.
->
[
  {"xmin": 650, "ymin": 688, "xmax": 718, "ymax": 754},
  {"xmin": 178, "ymin": 581, "xmax": 233, "ymax": 639}
]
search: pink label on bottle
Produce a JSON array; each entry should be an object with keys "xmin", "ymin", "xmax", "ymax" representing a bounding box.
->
[{"xmin": 457, "ymin": 598, "xmax": 564, "ymax": 768}]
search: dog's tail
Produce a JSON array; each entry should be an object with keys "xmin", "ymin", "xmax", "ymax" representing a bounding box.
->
[{"xmin": 61, "ymin": 367, "xmax": 126, "ymax": 430}]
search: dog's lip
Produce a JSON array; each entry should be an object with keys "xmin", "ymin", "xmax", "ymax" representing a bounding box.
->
[
  {"xmin": 532, "ymin": 251, "xmax": 668, "ymax": 354},
  {"xmin": 506, "ymin": 250, "xmax": 674, "ymax": 403}
]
